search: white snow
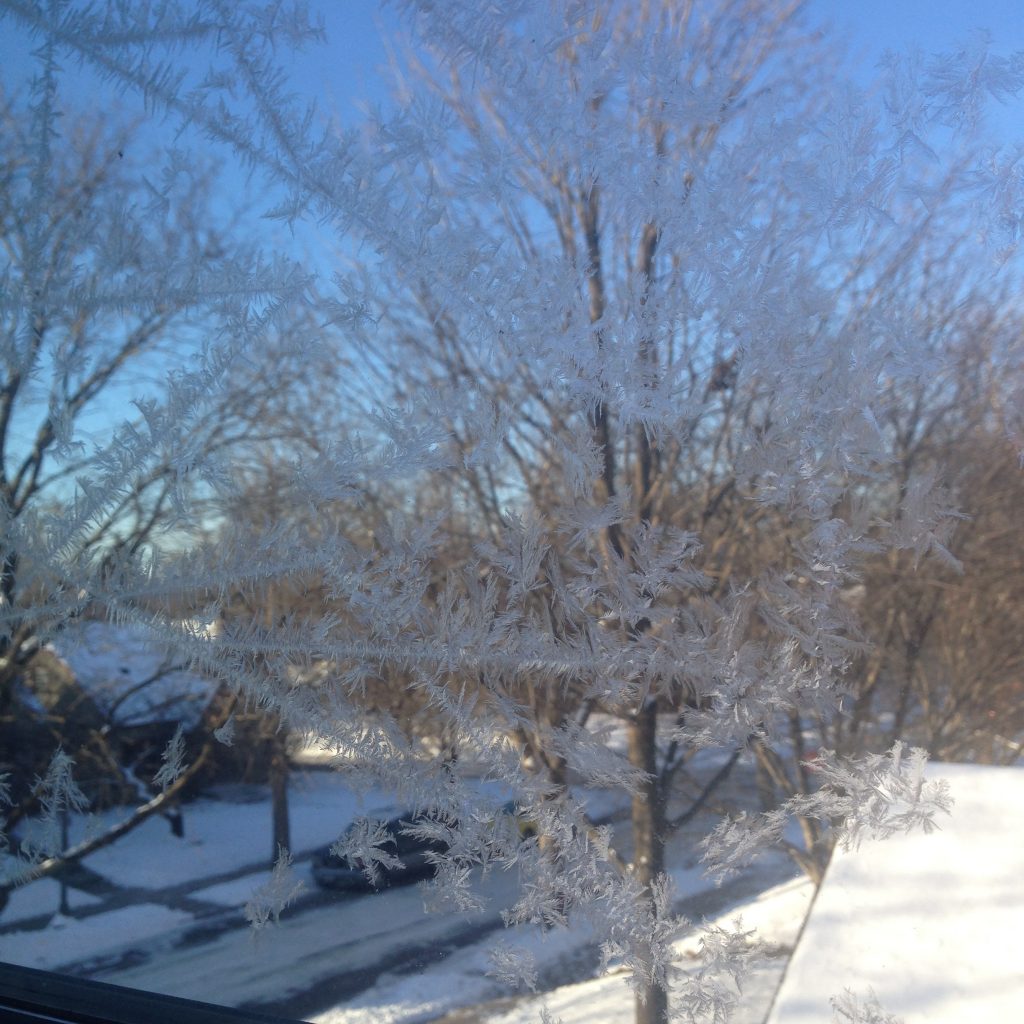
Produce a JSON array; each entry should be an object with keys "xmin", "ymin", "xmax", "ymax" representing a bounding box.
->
[
  {"xmin": 0, "ymin": 904, "xmax": 193, "ymax": 971},
  {"xmin": 3, "ymin": 760, "xmax": 1018, "ymax": 1023},
  {"xmin": 0, "ymin": 877, "xmax": 100, "ymax": 924},
  {"xmin": 51, "ymin": 621, "xmax": 214, "ymax": 728},
  {"xmin": 472, "ymin": 879, "xmax": 814, "ymax": 1024},
  {"xmin": 305, "ymin": 876, "xmax": 814, "ymax": 1024},
  {"xmin": 58, "ymin": 772, "xmax": 392, "ymax": 890},
  {"xmin": 192, "ymin": 870, "xmax": 278, "ymax": 908},
  {"xmin": 766, "ymin": 762, "xmax": 1024, "ymax": 1024}
]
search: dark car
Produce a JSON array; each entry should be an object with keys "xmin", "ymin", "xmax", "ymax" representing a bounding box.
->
[
  {"xmin": 311, "ymin": 813, "xmax": 450, "ymax": 891},
  {"xmin": 311, "ymin": 801, "xmax": 533, "ymax": 891}
]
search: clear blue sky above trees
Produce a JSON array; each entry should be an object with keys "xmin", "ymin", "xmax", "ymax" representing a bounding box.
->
[
  {"xmin": 6, "ymin": 2, "xmax": 1021, "ymax": 130},
  {"xmin": 290, "ymin": 2, "xmax": 1024, "ymax": 130},
  {"xmin": 0, "ymin": 0, "xmax": 1020, "ymax": 443},
  {"xmin": 3, "ymin": 2, "xmax": 1022, "ymax": 225}
]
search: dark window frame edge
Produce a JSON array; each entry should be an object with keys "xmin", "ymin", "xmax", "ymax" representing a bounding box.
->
[{"xmin": 0, "ymin": 962, "xmax": 302, "ymax": 1024}]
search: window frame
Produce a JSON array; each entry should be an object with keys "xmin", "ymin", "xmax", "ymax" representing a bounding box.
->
[{"xmin": 0, "ymin": 961, "xmax": 300, "ymax": 1024}]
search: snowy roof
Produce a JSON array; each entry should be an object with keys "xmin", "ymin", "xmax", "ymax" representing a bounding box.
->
[
  {"xmin": 50, "ymin": 621, "xmax": 215, "ymax": 729},
  {"xmin": 765, "ymin": 762, "xmax": 1024, "ymax": 1023}
]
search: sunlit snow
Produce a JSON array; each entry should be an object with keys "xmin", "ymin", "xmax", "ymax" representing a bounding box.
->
[{"xmin": 767, "ymin": 763, "xmax": 1024, "ymax": 1024}]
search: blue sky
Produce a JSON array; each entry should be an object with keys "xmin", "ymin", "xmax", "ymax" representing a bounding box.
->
[
  {"xmin": 3, "ymin": 1, "xmax": 1022, "ymax": 110},
  {"xmin": 2, "ymin": 2, "xmax": 1022, "ymax": 150},
  {"xmin": 287, "ymin": 1, "xmax": 1024, "ymax": 128},
  {"xmin": 817, "ymin": 0, "xmax": 1023, "ymax": 57},
  {"xmin": 0, "ymin": 0, "xmax": 1021, "ymax": 455}
]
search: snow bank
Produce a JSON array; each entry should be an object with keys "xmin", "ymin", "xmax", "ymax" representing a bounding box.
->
[
  {"xmin": 766, "ymin": 762, "xmax": 1024, "ymax": 1023},
  {"xmin": 483, "ymin": 878, "xmax": 814, "ymax": 1024}
]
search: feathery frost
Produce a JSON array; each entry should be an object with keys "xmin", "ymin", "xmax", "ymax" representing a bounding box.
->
[
  {"xmin": 244, "ymin": 846, "xmax": 305, "ymax": 934},
  {"xmin": 0, "ymin": 0, "xmax": 1020, "ymax": 1018}
]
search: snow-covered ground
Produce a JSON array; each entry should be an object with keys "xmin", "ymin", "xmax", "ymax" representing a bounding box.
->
[
  {"xmin": 4, "ymin": 747, "xmax": 1015, "ymax": 1024},
  {"xmin": 0, "ymin": 763, "xmax": 808, "ymax": 1023},
  {"xmin": 5, "ymin": 623, "xmax": 1020, "ymax": 1022},
  {"xmin": 767, "ymin": 762, "xmax": 1024, "ymax": 1024},
  {"xmin": 479, "ymin": 879, "xmax": 813, "ymax": 1024},
  {"xmin": 311, "ymin": 877, "xmax": 814, "ymax": 1024},
  {"xmin": 5, "ymin": 626, "xmax": 811, "ymax": 1022}
]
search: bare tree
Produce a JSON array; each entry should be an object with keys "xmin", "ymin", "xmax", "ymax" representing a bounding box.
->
[
  {"xmin": 0, "ymin": 92, "xmax": 327, "ymax": 879},
  {"xmin": 319, "ymin": 4, "xmax": 993, "ymax": 1018},
  {"xmin": 842, "ymin": 343, "xmax": 1024, "ymax": 764},
  {"xmin": 0, "ymin": 2, "xmax": 1006, "ymax": 1019}
]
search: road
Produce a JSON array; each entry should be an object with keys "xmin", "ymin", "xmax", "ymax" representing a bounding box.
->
[
  {"xmin": 72, "ymin": 848, "xmax": 797, "ymax": 1022},
  {"xmin": 74, "ymin": 858, "xmax": 523, "ymax": 1015},
  {"xmin": 40, "ymin": 763, "xmax": 799, "ymax": 1021}
]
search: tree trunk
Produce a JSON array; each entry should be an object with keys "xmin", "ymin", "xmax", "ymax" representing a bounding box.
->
[
  {"xmin": 628, "ymin": 699, "xmax": 668, "ymax": 1024},
  {"xmin": 269, "ymin": 731, "xmax": 290, "ymax": 865},
  {"xmin": 263, "ymin": 578, "xmax": 290, "ymax": 866}
]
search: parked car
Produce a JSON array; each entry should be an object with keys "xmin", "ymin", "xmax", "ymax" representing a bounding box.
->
[
  {"xmin": 311, "ymin": 813, "xmax": 451, "ymax": 891},
  {"xmin": 311, "ymin": 802, "xmax": 534, "ymax": 891}
]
